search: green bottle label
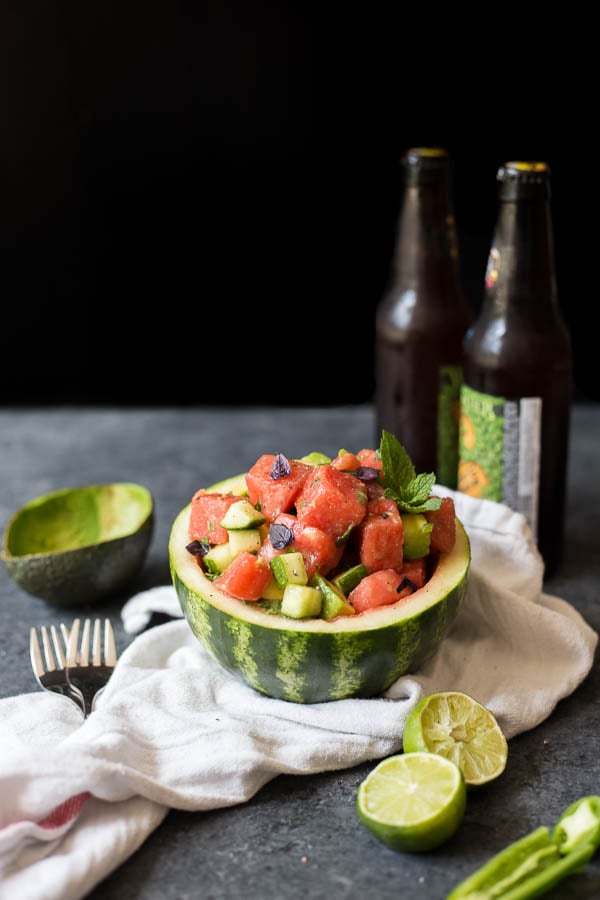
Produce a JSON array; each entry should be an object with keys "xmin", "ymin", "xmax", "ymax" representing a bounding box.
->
[
  {"xmin": 436, "ymin": 364, "xmax": 463, "ymax": 489},
  {"xmin": 458, "ymin": 385, "xmax": 541, "ymax": 536}
]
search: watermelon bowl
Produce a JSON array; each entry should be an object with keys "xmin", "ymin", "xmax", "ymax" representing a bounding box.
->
[{"xmin": 168, "ymin": 457, "xmax": 471, "ymax": 704}]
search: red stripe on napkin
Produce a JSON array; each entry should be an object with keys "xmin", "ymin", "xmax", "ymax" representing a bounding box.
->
[{"xmin": 37, "ymin": 792, "xmax": 91, "ymax": 830}]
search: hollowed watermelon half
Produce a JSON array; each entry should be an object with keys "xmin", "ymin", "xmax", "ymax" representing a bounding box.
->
[{"xmin": 169, "ymin": 499, "xmax": 471, "ymax": 704}]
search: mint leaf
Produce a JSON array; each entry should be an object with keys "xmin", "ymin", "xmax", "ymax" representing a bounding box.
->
[
  {"xmin": 380, "ymin": 430, "xmax": 415, "ymax": 494},
  {"xmin": 396, "ymin": 494, "xmax": 442, "ymax": 514},
  {"xmin": 379, "ymin": 430, "xmax": 442, "ymax": 513},
  {"xmin": 383, "ymin": 486, "xmax": 442, "ymax": 514},
  {"xmin": 405, "ymin": 473, "xmax": 436, "ymax": 505}
]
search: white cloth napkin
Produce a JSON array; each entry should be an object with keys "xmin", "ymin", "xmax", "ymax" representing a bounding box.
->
[{"xmin": 0, "ymin": 490, "xmax": 597, "ymax": 900}]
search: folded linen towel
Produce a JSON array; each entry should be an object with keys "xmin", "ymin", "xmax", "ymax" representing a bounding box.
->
[{"xmin": 0, "ymin": 490, "xmax": 596, "ymax": 900}]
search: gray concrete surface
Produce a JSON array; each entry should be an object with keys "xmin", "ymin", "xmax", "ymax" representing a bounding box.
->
[{"xmin": 1, "ymin": 404, "xmax": 598, "ymax": 899}]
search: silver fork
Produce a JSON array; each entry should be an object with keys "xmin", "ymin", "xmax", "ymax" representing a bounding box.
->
[
  {"xmin": 65, "ymin": 618, "xmax": 118, "ymax": 717},
  {"xmin": 30, "ymin": 624, "xmax": 86, "ymax": 714},
  {"xmin": 30, "ymin": 618, "xmax": 117, "ymax": 717}
]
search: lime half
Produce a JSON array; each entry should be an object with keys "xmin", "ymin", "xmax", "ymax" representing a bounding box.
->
[
  {"xmin": 403, "ymin": 691, "xmax": 508, "ymax": 787},
  {"xmin": 356, "ymin": 752, "xmax": 466, "ymax": 852}
]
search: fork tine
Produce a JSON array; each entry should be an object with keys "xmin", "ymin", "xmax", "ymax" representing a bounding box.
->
[
  {"xmin": 79, "ymin": 618, "xmax": 91, "ymax": 666},
  {"xmin": 41, "ymin": 626, "xmax": 57, "ymax": 672},
  {"xmin": 29, "ymin": 622, "xmax": 86, "ymax": 715},
  {"xmin": 92, "ymin": 619, "xmax": 102, "ymax": 666},
  {"xmin": 50, "ymin": 625, "xmax": 67, "ymax": 668},
  {"xmin": 60, "ymin": 622, "xmax": 71, "ymax": 654},
  {"xmin": 66, "ymin": 618, "xmax": 81, "ymax": 666},
  {"xmin": 30, "ymin": 627, "xmax": 45, "ymax": 679},
  {"xmin": 62, "ymin": 617, "xmax": 117, "ymax": 717},
  {"xmin": 103, "ymin": 619, "xmax": 117, "ymax": 666}
]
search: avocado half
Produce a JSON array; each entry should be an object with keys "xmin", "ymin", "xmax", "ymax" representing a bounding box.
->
[{"xmin": 1, "ymin": 482, "xmax": 154, "ymax": 606}]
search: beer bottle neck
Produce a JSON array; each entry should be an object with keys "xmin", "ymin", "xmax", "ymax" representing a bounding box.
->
[
  {"xmin": 391, "ymin": 180, "xmax": 461, "ymax": 285},
  {"xmin": 486, "ymin": 195, "xmax": 558, "ymax": 312}
]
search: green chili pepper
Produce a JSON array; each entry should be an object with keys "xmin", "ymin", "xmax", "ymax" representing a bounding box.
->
[
  {"xmin": 447, "ymin": 796, "xmax": 600, "ymax": 899},
  {"xmin": 552, "ymin": 795, "xmax": 600, "ymax": 854}
]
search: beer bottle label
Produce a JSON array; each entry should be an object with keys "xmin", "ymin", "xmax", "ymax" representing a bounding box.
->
[
  {"xmin": 458, "ymin": 385, "xmax": 541, "ymax": 537},
  {"xmin": 436, "ymin": 364, "xmax": 463, "ymax": 489}
]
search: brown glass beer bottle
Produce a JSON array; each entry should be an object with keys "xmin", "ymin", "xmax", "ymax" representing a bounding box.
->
[
  {"xmin": 375, "ymin": 147, "xmax": 472, "ymax": 488},
  {"xmin": 458, "ymin": 161, "xmax": 572, "ymax": 575}
]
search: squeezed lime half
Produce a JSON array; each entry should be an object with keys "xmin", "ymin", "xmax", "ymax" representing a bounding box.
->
[{"xmin": 403, "ymin": 691, "xmax": 508, "ymax": 787}]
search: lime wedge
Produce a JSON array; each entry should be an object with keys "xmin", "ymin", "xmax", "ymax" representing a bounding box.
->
[
  {"xmin": 356, "ymin": 752, "xmax": 466, "ymax": 852},
  {"xmin": 403, "ymin": 691, "xmax": 508, "ymax": 787}
]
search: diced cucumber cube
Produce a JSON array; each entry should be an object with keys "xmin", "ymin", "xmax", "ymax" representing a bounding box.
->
[
  {"xmin": 261, "ymin": 576, "xmax": 284, "ymax": 602},
  {"xmin": 281, "ymin": 584, "xmax": 322, "ymax": 619},
  {"xmin": 219, "ymin": 499, "xmax": 266, "ymax": 530},
  {"xmin": 333, "ymin": 563, "xmax": 369, "ymax": 595},
  {"xmin": 310, "ymin": 573, "xmax": 356, "ymax": 619},
  {"xmin": 270, "ymin": 551, "xmax": 308, "ymax": 588},
  {"xmin": 228, "ymin": 529, "xmax": 262, "ymax": 555},
  {"xmin": 203, "ymin": 542, "xmax": 236, "ymax": 575},
  {"xmin": 402, "ymin": 514, "xmax": 433, "ymax": 559},
  {"xmin": 298, "ymin": 451, "xmax": 332, "ymax": 466}
]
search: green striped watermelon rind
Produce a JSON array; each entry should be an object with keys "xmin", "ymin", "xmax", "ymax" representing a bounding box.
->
[{"xmin": 169, "ymin": 496, "xmax": 471, "ymax": 704}]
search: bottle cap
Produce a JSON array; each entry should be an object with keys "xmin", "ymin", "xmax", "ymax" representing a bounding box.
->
[
  {"xmin": 402, "ymin": 147, "xmax": 451, "ymax": 185},
  {"xmin": 497, "ymin": 161, "xmax": 551, "ymax": 200}
]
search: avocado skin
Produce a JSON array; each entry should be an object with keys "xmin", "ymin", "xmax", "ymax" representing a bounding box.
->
[{"xmin": 2, "ymin": 513, "xmax": 154, "ymax": 606}]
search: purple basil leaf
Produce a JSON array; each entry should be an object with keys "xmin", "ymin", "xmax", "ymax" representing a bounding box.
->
[
  {"xmin": 186, "ymin": 540, "xmax": 210, "ymax": 557},
  {"xmin": 355, "ymin": 466, "xmax": 380, "ymax": 482},
  {"xmin": 270, "ymin": 523, "xmax": 294, "ymax": 550},
  {"xmin": 270, "ymin": 452, "xmax": 292, "ymax": 480}
]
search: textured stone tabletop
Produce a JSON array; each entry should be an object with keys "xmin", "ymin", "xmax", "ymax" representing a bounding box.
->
[{"xmin": 1, "ymin": 404, "xmax": 599, "ymax": 900}]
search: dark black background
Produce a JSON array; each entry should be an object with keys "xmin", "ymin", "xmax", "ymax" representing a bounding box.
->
[{"xmin": 2, "ymin": 4, "xmax": 595, "ymax": 405}]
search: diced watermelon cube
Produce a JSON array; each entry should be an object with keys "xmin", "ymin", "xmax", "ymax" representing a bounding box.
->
[
  {"xmin": 189, "ymin": 490, "xmax": 241, "ymax": 545},
  {"xmin": 245, "ymin": 455, "xmax": 313, "ymax": 522},
  {"xmin": 426, "ymin": 496, "xmax": 456, "ymax": 554},
  {"xmin": 291, "ymin": 523, "xmax": 344, "ymax": 579},
  {"xmin": 295, "ymin": 465, "xmax": 367, "ymax": 540},
  {"xmin": 356, "ymin": 448, "xmax": 382, "ymax": 470},
  {"xmin": 215, "ymin": 552, "xmax": 271, "ymax": 601},
  {"xmin": 348, "ymin": 569, "xmax": 406, "ymax": 613},
  {"xmin": 366, "ymin": 498, "xmax": 398, "ymax": 516},
  {"xmin": 396, "ymin": 558, "xmax": 427, "ymax": 598},
  {"xmin": 331, "ymin": 452, "xmax": 361, "ymax": 472},
  {"xmin": 355, "ymin": 498, "xmax": 404, "ymax": 573},
  {"xmin": 259, "ymin": 513, "xmax": 343, "ymax": 579}
]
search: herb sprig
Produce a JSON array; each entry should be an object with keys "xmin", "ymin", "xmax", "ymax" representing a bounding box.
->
[{"xmin": 380, "ymin": 430, "xmax": 442, "ymax": 513}]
